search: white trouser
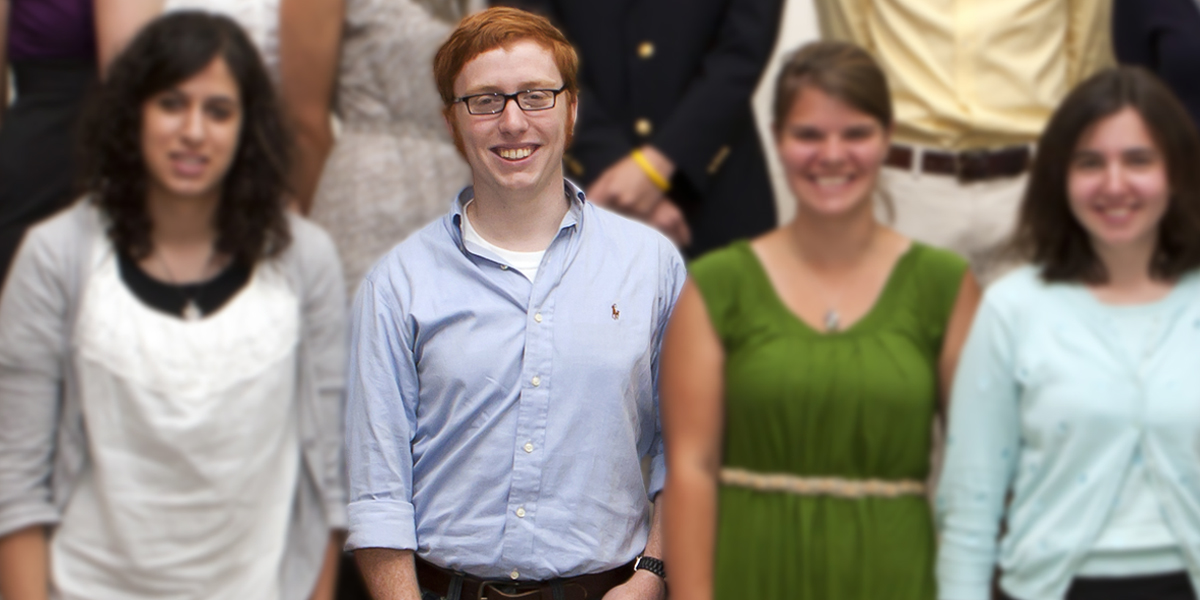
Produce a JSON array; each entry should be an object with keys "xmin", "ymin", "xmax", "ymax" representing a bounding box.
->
[{"xmin": 876, "ymin": 165, "xmax": 1028, "ymax": 286}]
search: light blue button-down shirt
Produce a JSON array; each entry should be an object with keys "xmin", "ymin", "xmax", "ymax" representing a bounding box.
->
[
  {"xmin": 344, "ymin": 181, "xmax": 686, "ymax": 580},
  {"xmin": 937, "ymin": 266, "xmax": 1200, "ymax": 600}
]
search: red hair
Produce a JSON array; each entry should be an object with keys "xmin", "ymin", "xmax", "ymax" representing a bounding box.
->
[{"xmin": 433, "ymin": 7, "xmax": 579, "ymax": 107}]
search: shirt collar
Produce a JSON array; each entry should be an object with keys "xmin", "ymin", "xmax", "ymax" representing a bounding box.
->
[{"xmin": 447, "ymin": 179, "xmax": 588, "ymax": 254}]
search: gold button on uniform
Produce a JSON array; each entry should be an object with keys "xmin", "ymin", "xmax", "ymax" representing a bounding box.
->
[
  {"xmin": 516, "ymin": 507, "xmax": 526, "ymax": 518},
  {"xmin": 510, "ymin": 570, "xmax": 520, "ymax": 580},
  {"xmin": 531, "ymin": 375, "xmax": 541, "ymax": 387},
  {"xmin": 635, "ymin": 118, "xmax": 652, "ymax": 137},
  {"xmin": 637, "ymin": 41, "xmax": 655, "ymax": 59},
  {"xmin": 524, "ymin": 442, "xmax": 534, "ymax": 453}
]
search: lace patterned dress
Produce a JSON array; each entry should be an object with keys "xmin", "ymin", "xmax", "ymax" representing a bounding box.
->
[{"xmin": 310, "ymin": 0, "xmax": 478, "ymax": 299}]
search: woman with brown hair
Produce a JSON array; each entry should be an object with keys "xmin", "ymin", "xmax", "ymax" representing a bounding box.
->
[
  {"xmin": 0, "ymin": 12, "xmax": 345, "ymax": 599},
  {"xmin": 661, "ymin": 40, "xmax": 980, "ymax": 600},
  {"xmin": 937, "ymin": 67, "xmax": 1200, "ymax": 600}
]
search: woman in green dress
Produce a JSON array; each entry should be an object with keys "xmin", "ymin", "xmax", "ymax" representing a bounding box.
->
[{"xmin": 661, "ymin": 41, "xmax": 981, "ymax": 599}]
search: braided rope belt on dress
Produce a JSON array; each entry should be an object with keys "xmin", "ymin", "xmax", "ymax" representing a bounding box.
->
[{"xmin": 719, "ymin": 467, "xmax": 926, "ymax": 498}]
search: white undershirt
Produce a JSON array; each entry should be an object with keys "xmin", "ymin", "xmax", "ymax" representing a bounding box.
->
[
  {"xmin": 51, "ymin": 243, "xmax": 301, "ymax": 600},
  {"xmin": 461, "ymin": 201, "xmax": 546, "ymax": 281}
]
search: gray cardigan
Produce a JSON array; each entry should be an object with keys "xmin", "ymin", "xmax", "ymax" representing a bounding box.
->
[{"xmin": 0, "ymin": 202, "xmax": 348, "ymax": 600}]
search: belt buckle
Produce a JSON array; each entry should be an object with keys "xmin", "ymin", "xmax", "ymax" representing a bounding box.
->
[{"xmin": 955, "ymin": 148, "xmax": 990, "ymax": 183}]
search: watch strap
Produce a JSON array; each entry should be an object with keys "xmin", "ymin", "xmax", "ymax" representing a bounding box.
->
[{"xmin": 633, "ymin": 555, "xmax": 666, "ymax": 579}]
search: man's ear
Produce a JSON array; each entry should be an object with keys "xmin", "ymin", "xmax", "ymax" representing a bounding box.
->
[{"xmin": 569, "ymin": 97, "xmax": 579, "ymax": 134}]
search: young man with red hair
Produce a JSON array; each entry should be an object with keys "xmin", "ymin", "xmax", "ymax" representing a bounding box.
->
[{"xmin": 343, "ymin": 8, "xmax": 684, "ymax": 600}]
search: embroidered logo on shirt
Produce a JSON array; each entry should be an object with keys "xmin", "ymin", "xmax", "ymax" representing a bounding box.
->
[{"xmin": 612, "ymin": 304, "xmax": 620, "ymax": 320}]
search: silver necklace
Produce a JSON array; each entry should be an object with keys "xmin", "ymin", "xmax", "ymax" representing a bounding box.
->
[
  {"xmin": 823, "ymin": 306, "xmax": 841, "ymax": 332},
  {"xmin": 154, "ymin": 247, "xmax": 215, "ymax": 321}
]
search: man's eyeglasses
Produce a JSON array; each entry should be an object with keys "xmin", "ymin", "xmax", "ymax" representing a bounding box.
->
[{"xmin": 454, "ymin": 87, "xmax": 567, "ymax": 115}]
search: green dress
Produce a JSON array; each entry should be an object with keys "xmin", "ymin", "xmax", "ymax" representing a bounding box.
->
[{"xmin": 689, "ymin": 240, "xmax": 967, "ymax": 599}]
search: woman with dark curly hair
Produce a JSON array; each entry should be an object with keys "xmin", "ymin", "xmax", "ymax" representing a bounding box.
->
[{"xmin": 0, "ymin": 11, "xmax": 346, "ymax": 600}]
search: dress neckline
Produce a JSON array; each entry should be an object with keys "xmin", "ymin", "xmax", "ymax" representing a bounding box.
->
[{"xmin": 737, "ymin": 239, "xmax": 920, "ymax": 338}]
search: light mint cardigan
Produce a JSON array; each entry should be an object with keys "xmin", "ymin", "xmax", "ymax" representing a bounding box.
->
[
  {"xmin": 0, "ymin": 202, "xmax": 348, "ymax": 600},
  {"xmin": 936, "ymin": 265, "xmax": 1200, "ymax": 600}
]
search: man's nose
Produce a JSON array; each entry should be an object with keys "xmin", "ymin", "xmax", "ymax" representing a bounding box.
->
[{"xmin": 497, "ymin": 98, "xmax": 530, "ymax": 133}]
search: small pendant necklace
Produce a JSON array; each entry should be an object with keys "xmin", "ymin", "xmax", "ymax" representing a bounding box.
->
[
  {"xmin": 154, "ymin": 247, "xmax": 215, "ymax": 321},
  {"xmin": 823, "ymin": 306, "xmax": 841, "ymax": 332}
]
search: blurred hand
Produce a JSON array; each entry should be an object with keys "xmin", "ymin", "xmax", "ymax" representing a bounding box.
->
[
  {"xmin": 648, "ymin": 200, "xmax": 692, "ymax": 249},
  {"xmin": 586, "ymin": 146, "xmax": 676, "ymax": 219},
  {"xmin": 600, "ymin": 570, "xmax": 666, "ymax": 600}
]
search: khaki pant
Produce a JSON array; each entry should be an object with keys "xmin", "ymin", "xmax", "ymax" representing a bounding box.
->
[{"xmin": 876, "ymin": 165, "xmax": 1029, "ymax": 286}]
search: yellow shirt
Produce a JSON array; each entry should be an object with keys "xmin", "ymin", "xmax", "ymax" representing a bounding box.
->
[{"xmin": 815, "ymin": 0, "xmax": 1114, "ymax": 150}]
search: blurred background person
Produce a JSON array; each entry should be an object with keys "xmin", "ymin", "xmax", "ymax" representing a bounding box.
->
[
  {"xmin": 937, "ymin": 67, "xmax": 1200, "ymax": 600},
  {"xmin": 96, "ymin": 0, "xmax": 280, "ymax": 77},
  {"xmin": 0, "ymin": 13, "xmax": 345, "ymax": 600},
  {"xmin": 815, "ymin": 0, "xmax": 1114, "ymax": 284},
  {"xmin": 0, "ymin": 0, "xmax": 96, "ymax": 292},
  {"xmin": 661, "ymin": 41, "xmax": 979, "ymax": 600},
  {"xmin": 1113, "ymin": 0, "xmax": 1200, "ymax": 134},
  {"xmin": 287, "ymin": 0, "xmax": 479, "ymax": 300},
  {"xmin": 495, "ymin": 0, "xmax": 783, "ymax": 256}
]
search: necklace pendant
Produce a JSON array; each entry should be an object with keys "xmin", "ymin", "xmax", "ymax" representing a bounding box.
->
[
  {"xmin": 183, "ymin": 300, "xmax": 203, "ymax": 322},
  {"xmin": 824, "ymin": 308, "xmax": 840, "ymax": 332}
]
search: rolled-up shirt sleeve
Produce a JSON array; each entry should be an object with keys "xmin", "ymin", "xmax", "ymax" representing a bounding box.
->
[
  {"xmin": 345, "ymin": 275, "xmax": 421, "ymax": 551},
  {"xmin": 935, "ymin": 296, "xmax": 1021, "ymax": 600}
]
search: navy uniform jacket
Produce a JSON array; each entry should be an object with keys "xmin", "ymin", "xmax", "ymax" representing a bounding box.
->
[{"xmin": 496, "ymin": 0, "xmax": 782, "ymax": 256}]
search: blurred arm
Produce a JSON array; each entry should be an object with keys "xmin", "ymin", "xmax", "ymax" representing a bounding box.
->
[
  {"xmin": 356, "ymin": 548, "xmax": 421, "ymax": 600},
  {"xmin": 279, "ymin": 0, "xmax": 343, "ymax": 214},
  {"xmin": 935, "ymin": 298, "xmax": 1021, "ymax": 600},
  {"xmin": 650, "ymin": 0, "xmax": 782, "ymax": 197},
  {"xmin": 661, "ymin": 280, "xmax": 725, "ymax": 600},
  {"xmin": 308, "ymin": 533, "xmax": 343, "ymax": 600},
  {"xmin": 938, "ymin": 271, "xmax": 982, "ymax": 412},
  {"xmin": 94, "ymin": 0, "xmax": 163, "ymax": 76},
  {"xmin": 0, "ymin": 219, "xmax": 80, "ymax": 599},
  {"xmin": 0, "ymin": 525, "xmax": 48, "ymax": 600}
]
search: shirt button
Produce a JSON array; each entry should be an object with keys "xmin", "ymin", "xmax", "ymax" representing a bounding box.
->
[
  {"xmin": 531, "ymin": 375, "xmax": 541, "ymax": 387},
  {"xmin": 637, "ymin": 41, "xmax": 655, "ymax": 59},
  {"xmin": 500, "ymin": 264, "xmax": 509, "ymax": 270},
  {"xmin": 516, "ymin": 507, "xmax": 526, "ymax": 518},
  {"xmin": 534, "ymin": 312, "xmax": 543, "ymax": 323},
  {"xmin": 635, "ymin": 118, "xmax": 652, "ymax": 137},
  {"xmin": 524, "ymin": 442, "xmax": 534, "ymax": 453},
  {"xmin": 510, "ymin": 569, "xmax": 520, "ymax": 580}
]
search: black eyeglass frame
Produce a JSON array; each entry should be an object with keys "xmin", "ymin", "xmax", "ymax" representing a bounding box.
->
[{"xmin": 454, "ymin": 87, "xmax": 568, "ymax": 115}]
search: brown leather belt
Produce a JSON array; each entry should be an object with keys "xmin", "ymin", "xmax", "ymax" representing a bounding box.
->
[
  {"xmin": 415, "ymin": 556, "xmax": 635, "ymax": 600},
  {"xmin": 885, "ymin": 144, "xmax": 1032, "ymax": 183}
]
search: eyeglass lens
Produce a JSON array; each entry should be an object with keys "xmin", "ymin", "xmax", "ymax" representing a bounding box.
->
[{"xmin": 467, "ymin": 90, "xmax": 558, "ymax": 115}]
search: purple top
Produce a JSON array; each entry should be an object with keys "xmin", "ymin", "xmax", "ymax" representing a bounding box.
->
[{"xmin": 8, "ymin": 0, "xmax": 96, "ymax": 61}]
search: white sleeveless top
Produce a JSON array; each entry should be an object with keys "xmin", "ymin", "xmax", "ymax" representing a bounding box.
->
[
  {"xmin": 164, "ymin": 0, "xmax": 280, "ymax": 77},
  {"xmin": 50, "ymin": 243, "xmax": 301, "ymax": 600}
]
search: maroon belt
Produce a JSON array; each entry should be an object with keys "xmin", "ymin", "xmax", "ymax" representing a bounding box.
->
[
  {"xmin": 885, "ymin": 144, "xmax": 1032, "ymax": 183},
  {"xmin": 415, "ymin": 556, "xmax": 634, "ymax": 600}
]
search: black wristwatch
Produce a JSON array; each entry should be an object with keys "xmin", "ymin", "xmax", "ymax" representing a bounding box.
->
[{"xmin": 633, "ymin": 555, "xmax": 666, "ymax": 580}]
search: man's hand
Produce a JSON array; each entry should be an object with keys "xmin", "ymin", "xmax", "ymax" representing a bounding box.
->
[
  {"xmin": 647, "ymin": 200, "xmax": 692, "ymax": 249},
  {"xmin": 600, "ymin": 570, "xmax": 666, "ymax": 600},
  {"xmin": 586, "ymin": 146, "xmax": 676, "ymax": 219}
]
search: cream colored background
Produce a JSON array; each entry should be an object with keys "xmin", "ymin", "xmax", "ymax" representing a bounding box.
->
[{"xmin": 752, "ymin": 0, "xmax": 821, "ymax": 227}]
